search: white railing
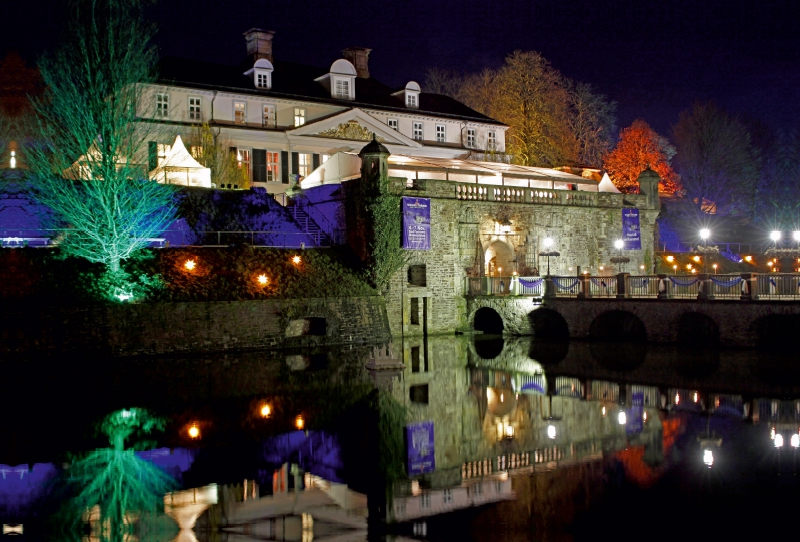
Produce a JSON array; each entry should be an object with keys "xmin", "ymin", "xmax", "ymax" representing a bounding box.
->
[{"xmin": 589, "ymin": 276, "xmax": 617, "ymax": 297}]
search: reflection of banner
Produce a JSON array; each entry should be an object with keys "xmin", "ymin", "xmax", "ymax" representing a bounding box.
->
[
  {"xmin": 402, "ymin": 197, "xmax": 431, "ymax": 250},
  {"xmin": 626, "ymin": 391, "xmax": 644, "ymax": 435},
  {"xmin": 622, "ymin": 207, "xmax": 641, "ymax": 249},
  {"xmin": 406, "ymin": 421, "xmax": 435, "ymax": 475}
]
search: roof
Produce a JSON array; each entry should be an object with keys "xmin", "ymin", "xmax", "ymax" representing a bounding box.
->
[{"xmin": 155, "ymin": 57, "xmax": 506, "ymax": 126}]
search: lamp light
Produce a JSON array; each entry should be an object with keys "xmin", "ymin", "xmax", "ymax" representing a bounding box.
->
[
  {"xmin": 257, "ymin": 274, "xmax": 268, "ymax": 285},
  {"xmin": 188, "ymin": 424, "xmax": 200, "ymax": 439},
  {"xmin": 295, "ymin": 415, "xmax": 305, "ymax": 430},
  {"xmin": 618, "ymin": 411, "xmax": 627, "ymax": 425},
  {"xmin": 184, "ymin": 259, "xmax": 196, "ymax": 271},
  {"xmin": 703, "ymin": 449, "xmax": 714, "ymax": 467},
  {"xmin": 614, "ymin": 239, "xmax": 624, "ymax": 250},
  {"xmin": 794, "ymin": 231, "xmax": 800, "ymax": 242},
  {"xmin": 260, "ymin": 404, "xmax": 272, "ymax": 418},
  {"xmin": 547, "ymin": 425, "xmax": 556, "ymax": 439},
  {"xmin": 700, "ymin": 228, "xmax": 710, "ymax": 240},
  {"xmin": 771, "ymin": 231, "xmax": 781, "ymax": 242},
  {"xmin": 292, "ymin": 255, "xmax": 302, "ymax": 265},
  {"xmin": 775, "ymin": 433, "xmax": 784, "ymax": 448},
  {"xmin": 666, "ymin": 255, "xmax": 674, "ymax": 262}
]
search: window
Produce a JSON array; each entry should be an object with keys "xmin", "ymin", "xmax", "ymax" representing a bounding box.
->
[
  {"xmin": 256, "ymin": 72, "xmax": 270, "ymax": 88},
  {"xmin": 388, "ymin": 118, "xmax": 398, "ymax": 131},
  {"xmin": 443, "ymin": 489, "xmax": 453, "ymax": 504},
  {"xmin": 408, "ymin": 264, "xmax": 427, "ymax": 286},
  {"xmin": 410, "ymin": 297, "xmax": 420, "ymax": 325},
  {"xmin": 156, "ymin": 93, "xmax": 169, "ymax": 118},
  {"xmin": 488, "ymin": 131, "xmax": 497, "ymax": 150},
  {"xmin": 413, "ymin": 122, "xmax": 423, "ymax": 141},
  {"xmin": 297, "ymin": 153, "xmax": 311, "ymax": 177},
  {"xmin": 334, "ymin": 79, "xmax": 350, "ymax": 99},
  {"xmin": 237, "ymin": 148, "xmax": 251, "ymax": 179},
  {"xmin": 234, "ymin": 102, "xmax": 246, "ymax": 125},
  {"xmin": 266, "ymin": 152, "xmax": 279, "ymax": 182},
  {"xmin": 435, "ymin": 124, "xmax": 446, "ymax": 143},
  {"xmin": 320, "ymin": 153, "xmax": 330, "ymax": 164},
  {"xmin": 294, "ymin": 107, "xmax": 306, "ymax": 127},
  {"xmin": 407, "ymin": 93, "xmax": 417, "ymax": 108},
  {"xmin": 467, "ymin": 128, "xmax": 476, "ymax": 148},
  {"xmin": 262, "ymin": 105, "xmax": 275, "ymax": 128},
  {"xmin": 188, "ymin": 97, "xmax": 202, "ymax": 121},
  {"xmin": 420, "ymin": 494, "xmax": 430, "ymax": 509}
]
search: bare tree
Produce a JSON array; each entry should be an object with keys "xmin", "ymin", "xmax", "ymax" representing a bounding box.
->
[
  {"xmin": 566, "ymin": 81, "xmax": 617, "ymax": 167},
  {"xmin": 186, "ymin": 122, "xmax": 250, "ymax": 189},
  {"xmin": 672, "ymin": 102, "xmax": 758, "ymax": 217},
  {"xmin": 26, "ymin": 0, "xmax": 176, "ymax": 292}
]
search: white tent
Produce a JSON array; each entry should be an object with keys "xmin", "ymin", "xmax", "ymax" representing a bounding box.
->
[
  {"xmin": 598, "ymin": 172, "xmax": 621, "ymax": 193},
  {"xmin": 300, "ymin": 152, "xmax": 362, "ymax": 189},
  {"xmin": 149, "ymin": 135, "xmax": 211, "ymax": 188}
]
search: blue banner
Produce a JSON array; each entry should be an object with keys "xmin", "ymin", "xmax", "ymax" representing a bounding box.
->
[
  {"xmin": 402, "ymin": 197, "xmax": 431, "ymax": 250},
  {"xmin": 406, "ymin": 421, "xmax": 435, "ymax": 475},
  {"xmin": 622, "ymin": 207, "xmax": 641, "ymax": 250}
]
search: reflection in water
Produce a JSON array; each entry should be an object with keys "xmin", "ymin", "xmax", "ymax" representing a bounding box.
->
[{"xmin": 2, "ymin": 337, "xmax": 800, "ymax": 540}]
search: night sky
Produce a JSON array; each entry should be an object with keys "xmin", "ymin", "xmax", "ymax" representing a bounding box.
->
[{"xmin": 4, "ymin": 0, "xmax": 800, "ymax": 135}]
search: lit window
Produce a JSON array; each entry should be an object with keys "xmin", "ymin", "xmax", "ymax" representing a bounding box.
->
[
  {"xmin": 335, "ymin": 79, "xmax": 350, "ymax": 99},
  {"xmin": 256, "ymin": 72, "xmax": 270, "ymax": 88},
  {"xmin": 156, "ymin": 93, "xmax": 169, "ymax": 118},
  {"xmin": 320, "ymin": 153, "xmax": 330, "ymax": 164},
  {"xmin": 443, "ymin": 489, "xmax": 453, "ymax": 504},
  {"xmin": 188, "ymin": 97, "xmax": 202, "ymax": 121},
  {"xmin": 234, "ymin": 102, "xmax": 246, "ymax": 125},
  {"xmin": 420, "ymin": 494, "xmax": 430, "ymax": 509},
  {"xmin": 294, "ymin": 107, "xmax": 306, "ymax": 127},
  {"xmin": 435, "ymin": 124, "xmax": 446, "ymax": 143},
  {"xmin": 298, "ymin": 153, "xmax": 311, "ymax": 177},
  {"xmin": 488, "ymin": 131, "xmax": 497, "ymax": 150},
  {"xmin": 266, "ymin": 152, "xmax": 279, "ymax": 182},
  {"xmin": 237, "ymin": 148, "xmax": 251, "ymax": 179},
  {"xmin": 262, "ymin": 104, "xmax": 275, "ymax": 128},
  {"xmin": 413, "ymin": 122, "xmax": 423, "ymax": 141},
  {"xmin": 388, "ymin": 118, "xmax": 398, "ymax": 131},
  {"xmin": 467, "ymin": 128, "xmax": 476, "ymax": 148},
  {"xmin": 407, "ymin": 93, "xmax": 417, "ymax": 108}
]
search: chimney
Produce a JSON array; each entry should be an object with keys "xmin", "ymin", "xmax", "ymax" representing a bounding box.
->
[
  {"xmin": 342, "ymin": 47, "xmax": 371, "ymax": 79},
  {"xmin": 244, "ymin": 28, "xmax": 275, "ymax": 64}
]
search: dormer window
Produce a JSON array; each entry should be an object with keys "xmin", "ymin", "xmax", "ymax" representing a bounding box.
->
[
  {"xmin": 244, "ymin": 58, "xmax": 274, "ymax": 90},
  {"xmin": 316, "ymin": 59, "xmax": 357, "ymax": 100},
  {"xmin": 392, "ymin": 81, "xmax": 421, "ymax": 109}
]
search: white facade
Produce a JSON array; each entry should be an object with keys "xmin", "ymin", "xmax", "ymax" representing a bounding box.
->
[{"xmin": 139, "ymin": 45, "xmax": 507, "ymax": 194}]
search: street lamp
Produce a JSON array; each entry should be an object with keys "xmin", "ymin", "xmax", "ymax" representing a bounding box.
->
[
  {"xmin": 539, "ymin": 237, "xmax": 559, "ymax": 276},
  {"xmin": 771, "ymin": 230, "xmax": 781, "ymax": 244},
  {"xmin": 610, "ymin": 239, "xmax": 629, "ymax": 272},
  {"xmin": 699, "ymin": 228, "xmax": 710, "ymax": 273}
]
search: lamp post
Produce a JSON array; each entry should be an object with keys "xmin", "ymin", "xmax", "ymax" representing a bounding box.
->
[
  {"xmin": 539, "ymin": 237, "xmax": 559, "ymax": 276},
  {"xmin": 610, "ymin": 239, "xmax": 629, "ymax": 273},
  {"xmin": 700, "ymin": 228, "xmax": 710, "ymax": 273}
]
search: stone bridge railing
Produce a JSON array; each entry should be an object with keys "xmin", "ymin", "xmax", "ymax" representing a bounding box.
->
[{"xmin": 465, "ymin": 272, "xmax": 800, "ymax": 301}]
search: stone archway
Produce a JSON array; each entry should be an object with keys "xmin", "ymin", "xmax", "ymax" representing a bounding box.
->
[
  {"xmin": 474, "ymin": 307, "xmax": 504, "ymax": 334},
  {"xmin": 485, "ymin": 240, "xmax": 514, "ymax": 277}
]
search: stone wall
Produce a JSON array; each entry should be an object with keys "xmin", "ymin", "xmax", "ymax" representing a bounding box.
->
[
  {"xmin": 386, "ymin": 176, "xmax": 658, "ymax": 337},
  {"xmin": 0, "ymin": 296, "xmax": 390, "ymax": 357}
]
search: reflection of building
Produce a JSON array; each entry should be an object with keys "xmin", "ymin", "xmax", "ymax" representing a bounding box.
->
[{"xmin": 388, "ymin": 336, "xmax": 663, "ymax": 524}]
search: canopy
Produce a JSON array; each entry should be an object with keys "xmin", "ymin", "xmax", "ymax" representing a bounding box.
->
[{"xmin": 149, "ymin": 135, "xmax": 211, "ymax": 188}]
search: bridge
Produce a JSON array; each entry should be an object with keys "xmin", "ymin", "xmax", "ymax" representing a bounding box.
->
[{"xmin": 464, "ymin": 272, "xmax": 800, "ymax": 348}]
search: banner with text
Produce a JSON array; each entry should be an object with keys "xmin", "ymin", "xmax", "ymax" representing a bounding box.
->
[
  {"xmin": 406, "ymin": 421, "xmax": 435, "ymax": 475},
  {"xmin": 622, "ymin": 207, "xmax": 641, "ymax": 250},
  {"xmin": 402, "ymin": 197, "xmax": 431, "ymax": 250}
]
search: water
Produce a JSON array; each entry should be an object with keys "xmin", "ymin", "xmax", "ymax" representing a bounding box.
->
[{"xmin": 3, "ymin": 336, "xmax": 799, "ymax": 541}]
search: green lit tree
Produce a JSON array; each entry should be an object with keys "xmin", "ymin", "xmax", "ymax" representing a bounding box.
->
[
  {"xmin": 26, "ymin": 0, "xmax": 176, "ymax": 297},
  {"xmin": 63, "ymin": 408, "xmax": 176, "ymax": 541}
]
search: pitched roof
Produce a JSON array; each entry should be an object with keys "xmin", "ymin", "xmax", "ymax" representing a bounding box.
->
[{"xmin": 155, "ymin": 57, "xmax": 506, "ymax": 126}]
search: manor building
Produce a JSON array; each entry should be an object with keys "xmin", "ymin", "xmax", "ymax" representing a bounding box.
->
[{"xmin": 141, "ymin": 29, "xmax": 509, "ymax": 192}]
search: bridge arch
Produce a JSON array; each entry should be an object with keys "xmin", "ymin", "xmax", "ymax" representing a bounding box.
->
[
  {"xmin": 473, "ymin": 306, "xmax": 504, "ymax": 335},
  {"xmin": 589, "ymin": 310, "xmax": 647, "ymax": 342},
  {"xmin": 528, "ymin": 308, "xmax": 569, "ymax": 340},
  {"xmin": 676, "ymin": 312, "xmax": 719, "ymax": 346}
]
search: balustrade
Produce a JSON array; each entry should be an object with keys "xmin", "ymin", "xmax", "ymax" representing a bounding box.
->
[
  {"xmin": 464, "ymin": 272, "xmax": 800, "ymax": 301},
  {"xmin": 454, "ymin": 183, "xmax": 597, "ymax": 207}
]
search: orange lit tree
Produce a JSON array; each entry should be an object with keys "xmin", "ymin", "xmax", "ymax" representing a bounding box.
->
[{"xmin": 602, "ymin": 119, "xmax": 682, "ymax": 194}]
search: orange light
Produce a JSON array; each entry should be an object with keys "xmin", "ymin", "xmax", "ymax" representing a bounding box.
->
[
  {"xmin": 292, "ymin": 255, "xmax": 302, "ymax": 265},
  {"xmin": 768, "ymin": 261, "xmax": 773, "ymax": 267},
  {"xmin": 257, "ymin": 274, "xmax": 268, "ymax": 285},
  {"xmin": 184, "ymin": 259, "xmax": 196, "ymax": 271},
  {"xmin": 188, "ymin": 424, "xmax": 200, "ymax": 439},
  {"xmin": 744, "ymin": 255, "xmax": 753, "ymax": 262},
  {"xmin": 295, "ymin": 415, "xmax": 305, "ymax": 430},
  {"xmin": 712, "ymin": 264, "xmax": 718, "ymax": 269},
  {"xmin": 666, "ymin": 255, "xmax": 675, "ymax": 263},
  {"xmin": 691, "ymin": 269, "xmax": 697, "ymax": 274},
  {"xmin": 260, "ymin": 404, "xmax": 271, "ymax": 418},
  {"xmin": 686, "ymin": 263, "xmax": 693, "ymax": 269},
  {"xmin": 693, "ymin": 255, "xmax": 701, "ymax": 262}
]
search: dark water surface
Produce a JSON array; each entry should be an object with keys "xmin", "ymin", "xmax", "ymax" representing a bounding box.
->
[{"xmin": 2, "ymin": 336, "xmax": 799, "ymax": 541}]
